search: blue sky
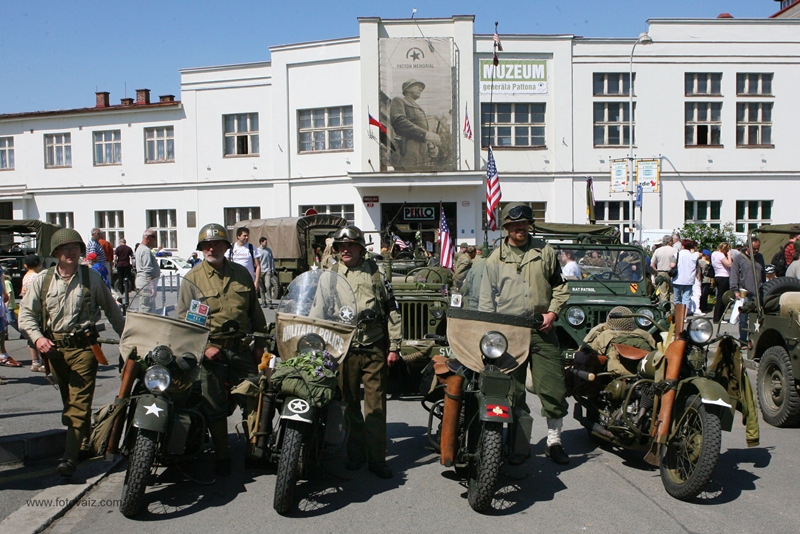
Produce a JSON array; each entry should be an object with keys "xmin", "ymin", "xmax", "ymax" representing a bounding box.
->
[{"xmin": 1, "ymin": 0, "xmax": 774, "ymax": 114}]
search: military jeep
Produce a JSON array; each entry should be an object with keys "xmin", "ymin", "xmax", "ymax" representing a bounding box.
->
[
  {"xmin": 743, "ymin": 223, "xmax": 800, "ymax": 427},
  {"xmin": 535, "ymin": 223, "xmax": 665, "ymax": 358}
]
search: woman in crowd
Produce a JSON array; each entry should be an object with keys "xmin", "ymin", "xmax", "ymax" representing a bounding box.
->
[{"xmin": 711, "ymin": 242, "xmax": 733, "ymax": 323}]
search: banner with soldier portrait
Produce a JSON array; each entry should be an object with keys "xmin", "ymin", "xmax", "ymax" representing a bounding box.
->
[{"xmin": 379, "ymin": 37, "xmax": 456, "ymax": 172}]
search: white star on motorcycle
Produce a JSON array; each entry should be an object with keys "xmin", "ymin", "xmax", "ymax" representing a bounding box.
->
[
  {"xmin": 288, "ymin": 399, "xmax": 310, "ymax": 413},
  {"xmin": 338, "ymin": 306, "xmax": 355, "ymax": 323},
  {"xmin": 144, "ymin": 403, "xmax": 164, "ymax": 417}
]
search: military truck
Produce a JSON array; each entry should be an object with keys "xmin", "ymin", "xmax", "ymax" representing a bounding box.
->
[
  {"xmin": 0, "ymin": 219, "xmax": 61, "ymax": 297},
  {"xmin": 741, "ymin": 224, "xmax": 800, "ymax": 427},
  {"xmin": 533, "ymin": 222, "xmax": 666, "ymax": 357},
  {"xmin": 237, "ymin": 215, "xmax": 348, "ymax": 297}
]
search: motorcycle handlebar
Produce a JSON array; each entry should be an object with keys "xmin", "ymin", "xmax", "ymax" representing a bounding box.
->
[
  {"xmin": 569, "ymin": 368, "xmax": 595, "ymax": 382},
  {"xmin": 96, "ymin": 337, "xmax": 120, "ymax": 345}
]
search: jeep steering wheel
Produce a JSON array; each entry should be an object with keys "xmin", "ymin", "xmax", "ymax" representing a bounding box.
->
[{"xmin": 406, "ymin": 267, "xmax": 444, "ymax": 284}]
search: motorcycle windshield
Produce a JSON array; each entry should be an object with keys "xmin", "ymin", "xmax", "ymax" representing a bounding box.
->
[
  {"xmin": 445, "ymin": 258, "xmax": 537, "ymax": 373},
  {"xmin": 119, "ymin": 277, "xmax": 210, "ymax": 363}
]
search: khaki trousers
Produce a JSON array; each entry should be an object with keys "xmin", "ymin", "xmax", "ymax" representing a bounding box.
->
[
  {"xmin": 338, "ymin": 347, "xmax": 388, "ymax": 463},
  {"xmin": 48, "ymin": 347, "xmax": 97, "ymax": 462}
]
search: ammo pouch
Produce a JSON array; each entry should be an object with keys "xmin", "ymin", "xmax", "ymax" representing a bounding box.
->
[{"xmin": 88, "ymin": 397, "xmax": 129, "ymax": 457}]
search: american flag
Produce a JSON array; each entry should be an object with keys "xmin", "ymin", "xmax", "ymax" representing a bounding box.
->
[
  {"xmin": 493, "ymin": 30, "xmax": 503, "ymax": 52},
  {"xmin": 439, "ymin": 210, "xmax": 455, "ymax": 270},
  {"xmin": 394, "ymin": 235, "xmax": 408, "ymax": 250},
  {"xmin": 463, "ymin": 105, "xmax": 473, "ymax": 140},
  {"xmin": 486, "ymin": 146, "xmax": 502, "ymax": 231}
]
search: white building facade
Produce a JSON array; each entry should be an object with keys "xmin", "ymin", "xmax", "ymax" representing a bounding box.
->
[{"xmin": 0, "ymin": 15, "xmax": 797, "ymax": 254}]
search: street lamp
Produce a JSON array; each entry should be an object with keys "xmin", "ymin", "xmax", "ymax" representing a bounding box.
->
[{"xmin": 628, "ymin": 31, "xmax": 652, "ymax": 243}]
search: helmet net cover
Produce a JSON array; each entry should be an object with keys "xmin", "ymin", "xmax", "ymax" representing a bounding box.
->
[{"xmin": 607, "ymin": 306, "xmax": 635, "ymax": 332}]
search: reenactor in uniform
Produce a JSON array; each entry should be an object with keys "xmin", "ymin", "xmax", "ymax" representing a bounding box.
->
[
  {"xmin": 478, "ymin": 203, "xmax": 571, "ymax": 465},
  {"xmin": 19, "ymin": 228, "xmax": 125, "ymax": 478},
  {"xmin": 453, "ymin": 245, "xmax": 475, "ymax": 290},
  {"xmin": 330, "ymin": 226, "xmax": 402, "ymax": 479},
  {"xmin": 181, "ymin": 223, "xmax": 268, "ymax": 476}
]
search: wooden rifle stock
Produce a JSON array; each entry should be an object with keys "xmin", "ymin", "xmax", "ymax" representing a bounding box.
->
[
  {"xmin": 440, "ymin": 374, "xmax": 464, "ymax": 467},
  {"xmin": 105, "ymin": 358, "xmax": 139, "ymax": 458},
  {"xmin": 645, "ymin": 304, "xmax": 687, "ymax": 466}
]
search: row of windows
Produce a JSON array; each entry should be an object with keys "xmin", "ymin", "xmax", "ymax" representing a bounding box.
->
[
  {"xmin": 684, "ymin": 199, "xmax": 772, "ymax": 232},
  {"xmin": 595, "ymin": 73, "xmax": 773, "ymax": 97}
]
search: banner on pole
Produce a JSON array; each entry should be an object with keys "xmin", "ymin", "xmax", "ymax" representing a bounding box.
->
[
  {"xmin": 636, "ymin": 159, "xmax": 660, "ymax": 193},
  {"xmin": 609, "ymin": 159, "xmax": 628, "ymax": 193}
]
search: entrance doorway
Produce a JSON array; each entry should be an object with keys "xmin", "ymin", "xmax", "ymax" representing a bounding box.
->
[{"xmin": 381, "ymin": 202, "xmax": 456, "ymax": 257}]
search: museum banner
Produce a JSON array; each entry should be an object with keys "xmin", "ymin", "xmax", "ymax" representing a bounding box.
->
[
  {"xmin": 379, "ymin": 37, "xmax": 456, "ymax": 172},
  {"xmin": 479, "ymin": 59, "xmax": 547, "ymax": 94}
]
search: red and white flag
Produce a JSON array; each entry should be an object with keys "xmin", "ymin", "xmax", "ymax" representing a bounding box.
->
[
  {"xmin": 439, "ymin": 209, "xmax": 455, "ymax": 270},
  {"xmin": 393, "ymin": 235, "xmax": 408, "ymax": 250},
  {"xmin": 486, "ymin": 146, "xmax": 502, "ymax": 231},
  {"xmin": 463, "ymin": 105, "xmax": 473, "ymax": 140}
]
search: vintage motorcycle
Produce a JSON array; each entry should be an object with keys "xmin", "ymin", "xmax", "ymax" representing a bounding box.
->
[
  {"xmin": 241, "ymin": 269, "xmax": 357, "ymax": 515},
  {"xmin": 422, "ymin": 306, "xmax": 537, "ymax": 513},
  {"xmin": 569, "ymin": 304, "xmax": 741, "ymax": 501},
  {"xmin": 103, "ymin": 279, "xmax": 211, "ymax": 518}
]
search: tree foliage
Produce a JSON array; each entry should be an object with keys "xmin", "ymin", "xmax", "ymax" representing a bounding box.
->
[{"xmin": 676, "ymin": 222, "xmax": 740, "ymax": 251}]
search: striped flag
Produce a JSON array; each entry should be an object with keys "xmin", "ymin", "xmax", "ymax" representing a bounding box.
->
[
  {"xmin": 463, "ymin": 105, "xmax": 473, "ymax": 140},
  {"xmin": 439, "ymin": 209, "xmax": 455, "ymax": 270},
  {"xmin": 493, "ymin": 30, "xmax": 503, "ymax": 52},
  {"xmin": 393, "ymin": 235, "xmax": 408, "ymax": 250},
  {"xmin": 486, "ymin": 146, "xmax": 502, "ymax": 231},
  {"xmin": 369, "ymin": 113, "xmax": 387, "ymax": 134}
]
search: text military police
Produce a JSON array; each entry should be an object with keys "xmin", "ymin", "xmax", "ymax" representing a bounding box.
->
[
  {"xmin": 19, "ymin": 228, "xmax": 125, "ymax": 478},
  {"xmin": 180, "ymin": 223, "xmax": 268, "ymax": 476},
  {"xmin": 330, "ymin": 226, "xmax": 402, "ymax": 479},
  {"xmin": 478, "ymin": 203, "xmax": 571, "ymax": 465}
]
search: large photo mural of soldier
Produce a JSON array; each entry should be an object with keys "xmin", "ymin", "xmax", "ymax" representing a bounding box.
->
[{"xmin": 379, "ymin": 37, "xmax": 456, "ymax": 172}]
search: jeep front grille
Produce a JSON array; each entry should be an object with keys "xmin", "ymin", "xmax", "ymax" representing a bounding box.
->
[
  {"xmin": 588, "ymin": 310, "xmax": 608, "ymax": 330},
  {"xmin": 401, "ymin": 301, "xmax": 429, "ymax": 341}
]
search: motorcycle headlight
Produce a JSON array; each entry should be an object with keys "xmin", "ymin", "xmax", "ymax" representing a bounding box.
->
[
  {"xmin": 636, "ymin": 308, "xmax": 655, "ymax": 328},
  {"xmin": 688, "ymin": 318, "xmax": 713, "ymax": 344},
  {"xmin": 297, "ymin": 333, "xmax": 326, "ymax": 354},
  {"xmin": 480, "ymin": 331, "xmax": 508, "ymax": 360},
  {"xmin": 566, "ymin": 307, "xmax": 586, "ymax": 326},
  {"xmin": 144, "ymin": 365, "xmax": 171, "ymax": 393}
]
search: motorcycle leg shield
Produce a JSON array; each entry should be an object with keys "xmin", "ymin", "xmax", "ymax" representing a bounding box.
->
[{"xmin": 512, "ymin": 409, "xmax": 533, "ymax": 457}]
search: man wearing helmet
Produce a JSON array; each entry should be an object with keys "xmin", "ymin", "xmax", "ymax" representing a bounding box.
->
[
  {"xmin": 331, "ymin": 225, "xmax": 402, "ymax": 479},
  {"xmin": 478, "ymin": 202, "xmax": 571, "ymax": 465},
  {"xmin": 181, "ymin": 223, "xmax": 268, "ymax": 476},
  {"xmin": 389, "ymin": 78, "xmax": 441, "ymax": 170},
  {"xmin": 19, "ymin": 228, "xmax": 124, "ymax": 478}
]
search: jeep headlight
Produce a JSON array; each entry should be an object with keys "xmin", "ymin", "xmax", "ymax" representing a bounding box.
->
[
  {"xmin": 431, "ymin": 308, "xmax": 445, "ymax": 320},
  {"xmin": 566, "ymin": 307, "xmax": 586, "ymax": 326},
  {"xmin": 144, "ymin": 365, "xmax": 171, "ymax": 393},
  {"xmin": 480, "ymin": 331, "xmax": 508, "ymax": 360},
  {"xmin": 688, "ymin": 318, "xmax": 713, "ymax": 344},
  {"xmin": 636, "ymin": 308, "xmax": 655, "ymax": 328},
  {"xmin": 297, "ymin": 333, "xmax": 326, "ymax": 354}
]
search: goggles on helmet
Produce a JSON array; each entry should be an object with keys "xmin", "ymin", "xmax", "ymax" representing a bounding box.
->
[{"xmin": 506, "ymin": 204, "xmax": 533, "ymax": 222}]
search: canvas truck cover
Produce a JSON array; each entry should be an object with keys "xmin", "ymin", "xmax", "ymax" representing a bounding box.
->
[
  {"xmin": 531, "ymin": 222, "xmax": 620, "ymax": 241},
  {"xmin": 0, "ymin": 219, "xmax": 61, "ymax": 257},
  {"xmin": 752, "ymin": 223, "xmax": 800, "ymax": 264},
  {"xmin": 237, "ymin": 215, "xmax": 348, "ymax": 259}
]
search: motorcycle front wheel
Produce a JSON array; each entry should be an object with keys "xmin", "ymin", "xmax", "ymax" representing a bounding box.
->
[
  {"xmin": 273, "ymin": 421, "xmax": 303, "ymax": 515},
  {"xmin": 660, "ymin": 396, "xmax": 721, "ymax": 501},
  {"xmin": 119, "ymin": 429, "xmax": 158, "ymax": 517},
  {"xmin": 467, "ymin": 421, "xmax": 503, "ymax": 513}
]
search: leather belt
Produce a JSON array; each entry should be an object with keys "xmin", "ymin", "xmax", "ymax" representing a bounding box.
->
[{"xmin": 50, "ymin": 332, "xmax": 92, "ymax": 350}]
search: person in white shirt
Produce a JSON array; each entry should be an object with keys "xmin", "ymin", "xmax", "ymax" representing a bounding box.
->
[
  {"xmin": 671, "ymin": 239, "xmax": 700, "ymax": 309},
  {"xmin": 560, "ymin": 250, "xmax": 582, "ymax": 279},
  {"xmin": 228, "ymin": 227, "xmax": 261, "ymax": 290}
]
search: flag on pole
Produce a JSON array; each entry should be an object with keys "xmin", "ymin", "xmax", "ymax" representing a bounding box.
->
[
  {"xmin": 493, "ymin": 30, "xmax": 503, "ymax": 52},
  {"xmin": 393, "ymin": 235, "xmax": 408, "ymax": 250},
  {"xmin": 463, "ymin": 106, "xmax": 473, "ymax": 140},
  {"xmin": 439, "ymin": 209, "xmax": 455, "ymax": 270},
  {"xmin": 586, "ymin": 177, "xmax": 597, "ymax": 224},
  {"xmin": 486, "ymin": 146, "xmax": 502, "ymax": 231},
  {"xmin": 368, "ymin": 113, "xmax": 387, "ymax": 134}
]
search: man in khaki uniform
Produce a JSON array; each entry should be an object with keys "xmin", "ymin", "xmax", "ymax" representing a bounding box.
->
[
  {"xmin": 19, "ymin": 228, "xmax": 125, "ymax": 478},
  {"xmin": 453, "ymin": 245, "xmax": 475, "ymax": 290},
  {"xmin": 479, "ymin": 203, "xmax": 571, "ymax": 465},
  {"xmin": 180, "ymin": 223, "xmax": 267, "ymax": 476},
  {"xmin": 331, "ymin": 226, "xmax": 402, "ymax": 479}
]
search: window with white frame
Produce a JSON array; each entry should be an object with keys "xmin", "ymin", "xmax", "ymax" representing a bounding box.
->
[
  {"xmin": 145, "ymin": 126, "xmax": 175, "ymax": 163},
  {"xmin": 737, "ymin": 73, "xmax": 773, "ymax": 96},
  {"xmin": 593, "ymin": 73, "xmax": 631, "ymax": 96},
  {"xmin": 684, "ymin": 200, "xmax": 722, "ymax": 228},
  {"xmin": 93, "ymin": 130, "xmax": 121, "ymax": 165},
  {"xmin": 736, "ymin": 102, "xmax": 773, "ymax": 147},
  {"xmin": 44, "ymin": 133, "xmax": 72, "ymax": 168},
  {"xmin": 223, "ymin": 113, "xmax": 259, "ymax": 156},
  {"xmin": 480, "ymin": 103, "xmax": 546, "ymax": 148},
  {"xmin": 593, "ymin": 103, "xmax": 632, "ymax": 147},
  {"xmin": 95, "ymin": 211, "xmax": 124, "ymax": 246},
  {"xmin": 299, "ymin": 204, "xmax": 355, "ymax": 224},
  {"xmin": 298, "ymin": 106, "xmax": 354, "ymax": 153},
  {"xmin": 685, "ymin": 102, "xmax": 722, "ymax": 146},
  {"xmin": 47, "ymin": 212, "xmax": 74, "ymax": 228},
  {"xmin": 0, "ymin": 137, "xmax": 13, "ymax": 170},
  {"xmin": 685, "ymin": 73, "xmax": 722, "ymax": 96},
  {"xmin": 146, "ymin": 209, "xmax": 177, "ymax": 249},
  {"xmin": 224, "ymin": 207, "xmax": 261, "ymax": 234},
  {"xmin": 481, "ymin": 201, "xmax": 546, "ymax": 228},
  {"xmin": 736, "ymin": 200, "xmax": 772, "ymax": 233},
  {"xmin": 594, "ymin": 201, "xmax": 634, "ymax": 242}
]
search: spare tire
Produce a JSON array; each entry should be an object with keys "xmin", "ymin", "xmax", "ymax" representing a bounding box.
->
[{"xmin": 761, "ymin": 277, "xmax": 800, "ymax": 315}]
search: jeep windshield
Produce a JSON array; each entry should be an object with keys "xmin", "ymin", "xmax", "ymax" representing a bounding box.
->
[{"xmin": 550, "ymin": 244, "xmax": 644, "ymax": 283}]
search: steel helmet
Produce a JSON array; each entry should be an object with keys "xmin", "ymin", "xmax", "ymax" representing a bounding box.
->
[
  {"xmin": 500, "ymin": 202, "xmax": 534, "ymax": 226},
  {"xmin": 332, "ymin": 226, "xmax": 366, "ymax": 251},
  {"xmin": 196, "ymin": 223, "xmax": 231, "ymax": 250},
  {"xmin": 50, "ymin": 228, "xmax": 86, "ymax": 256}
]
